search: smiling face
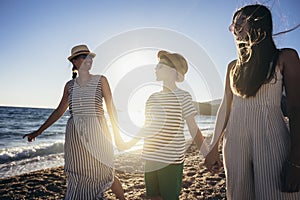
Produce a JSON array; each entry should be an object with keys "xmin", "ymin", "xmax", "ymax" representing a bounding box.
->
[{"xmin": 72, "ymin": 54, "xmax": 94, "ymax": 71}]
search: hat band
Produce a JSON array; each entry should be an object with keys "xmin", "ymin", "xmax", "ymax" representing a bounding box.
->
[{"xmin": 73, "ymin": 50, "xmax": 90, "ymax": 54}]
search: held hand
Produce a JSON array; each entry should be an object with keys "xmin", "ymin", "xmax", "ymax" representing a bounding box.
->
[
  {"xmin": 23, "ymin": 131, "xmax": 40, "ymax": 142},
  {"xmin": 124, "ymin": 138, "xmax": 140, "ymax": 150},
  {"xmin": 113, "ymin": 132, "xmax": 139, "ymax": 151},
  {"xmin": 114, "ymin": 134, "xmax": 141, "ymax": 151},
  {"xmin": 281, "ymin": 161, "xmax": 300, "ymax": 193},
  {"xmin": 204, "ymin": 148, "xmax": 223, "ymax": 174},
  {"xmin": 115, "ymin": 141, "xmax": 130, "ymax": 152}
]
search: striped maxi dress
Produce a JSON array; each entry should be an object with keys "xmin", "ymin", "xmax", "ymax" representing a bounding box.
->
[
  {"xmin": 64, "ymin": 75, "xmax": 114, "ymax": 199},
  {"xmin": 223, "ymin": 67, "xmax": 300, "ymax": 199}
]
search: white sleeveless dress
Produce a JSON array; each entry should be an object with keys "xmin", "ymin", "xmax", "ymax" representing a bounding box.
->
[
  {"xmin": 64, "ymin": 75, "xmax": 114, "ymax": 199},
  {"xmin": 223, "ymin": 68, "xmax": 300, "ymax": 199}
]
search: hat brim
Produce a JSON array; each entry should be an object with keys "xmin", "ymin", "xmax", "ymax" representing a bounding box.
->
[{"xmin": 68, "ymin": 52, "xmax": 96, "ymax": 61}]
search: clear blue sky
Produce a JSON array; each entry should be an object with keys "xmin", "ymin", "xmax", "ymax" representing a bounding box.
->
[{"xmin": 0, "ymin": 0, "xmax": 299, "ymax": 108}]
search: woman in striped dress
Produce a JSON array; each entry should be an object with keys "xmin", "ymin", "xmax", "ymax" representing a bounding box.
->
[
  {"xmin": 23, "ymin": 44, "xmax": 126, "ymax": 199},
  {"xmin": 204, "ymin": 4, "xmax": 300, "ymax": 200}
]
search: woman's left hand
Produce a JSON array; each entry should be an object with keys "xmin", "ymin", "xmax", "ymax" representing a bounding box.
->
[
  {"xmin": 204, "ymin": 146, "xmax": 223, "ymax": 174},
  {"xmin": 281, "ymin": 161, "xmax": 300, "ymax": 193},
  {"xmin": 23, "ymin": 131, "xmax": 40, "ymax": 142}
]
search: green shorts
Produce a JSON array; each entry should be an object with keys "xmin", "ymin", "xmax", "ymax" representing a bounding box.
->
[{"xmin": 144, "ymin": 160, "xmax": 184, "ymax": 200}]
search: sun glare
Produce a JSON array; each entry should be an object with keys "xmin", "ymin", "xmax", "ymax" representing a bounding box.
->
[
  {"xmin": 93, "ymin": 42, "xmax": 222, "ymax": 134},
  {"xmin": 101, "ymin": 49, "xmax": 159, "ymax": 130}
]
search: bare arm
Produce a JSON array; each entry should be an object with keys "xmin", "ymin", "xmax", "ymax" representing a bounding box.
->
[
  {"xmin": 210, "ymin": 61, "xmax": 234, "ymax": 150},
  {"xmin": 204, "ymin": 60, "xmax": 234, "ymax": 172},
  {"xmin": 101, "ymin": 76, "xmax": 126, "ymax": 151},
  {"xmin": 23, "ymin": 82, "xmax": 70, "ymax": 142},
  {"xmin": 186, "ymin": 114, "xmax": 204, "ymax": 150},
  {"xmin": 102, "ymin": 75, "xmax": 150, "ymax": 150},
  {"xmin": 282, "ymin": 48, "xmax": 300, "ymax": 164},
  {"xmin": 280, "ymin": 48, "xmax": 300, "ymax": 192}
]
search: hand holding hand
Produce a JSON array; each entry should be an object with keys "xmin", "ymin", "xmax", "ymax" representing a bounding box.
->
[
  {"xmin": 204, "ymin": 147, "xmax": 223, "ymax": 174},
  {"xmin": 23, "ymin": 131, "xmax": 40, "ymax": 142}
]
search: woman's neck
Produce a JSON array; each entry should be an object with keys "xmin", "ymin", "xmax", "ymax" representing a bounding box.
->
[{"xmin": 78, "ymin": 71, "xmax": 91, "ymax": 80}]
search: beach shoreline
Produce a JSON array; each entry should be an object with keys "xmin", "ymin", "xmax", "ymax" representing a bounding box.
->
[{"xmin": 0, "ymin": 142, "xmax": 226, "ymax": 199}]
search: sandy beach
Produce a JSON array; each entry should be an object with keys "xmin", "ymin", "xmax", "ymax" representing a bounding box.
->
[{"xmin": 0, "ymin": 142, "xmax": 226, "ymax": 199}]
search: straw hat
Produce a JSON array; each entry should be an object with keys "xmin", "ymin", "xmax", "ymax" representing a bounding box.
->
[
  {"xmin": 68, "ymin": 44, "xmax": 96, "ymax": 61},
  {"xmin": 157, "ymin": 50, "xmax": 188, "ymax": 82}
]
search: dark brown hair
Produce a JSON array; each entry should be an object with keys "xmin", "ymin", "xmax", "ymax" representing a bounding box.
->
[
  {"xmin": 72, "ymin": 65, "xmax": 78, "ymax": 79},
  {"xmin": 230, "ymin": 4, "xmax": 278, "ymax": 97},
  {"xmin": 71, "ymin": 55, "xmax": 81, "ymax": 79}
]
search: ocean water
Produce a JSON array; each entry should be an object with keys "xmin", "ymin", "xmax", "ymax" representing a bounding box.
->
[{"xmin": 0, "ymin": 106, "xmax": 215, "ymax": 179}]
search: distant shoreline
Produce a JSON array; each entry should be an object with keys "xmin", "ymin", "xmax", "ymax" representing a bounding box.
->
[
  {"xmin": 0, "ymin": 105, "xmax": 56, "ymax": 110},
  {"xmin": 0, "ymin": 98, "xmax": 222, "ymax": 115},
  {"xmin": 194, "ymin": 99, "xmax": 221, "ymax": 116}
]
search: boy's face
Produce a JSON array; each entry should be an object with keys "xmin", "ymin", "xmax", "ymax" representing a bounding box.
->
[{"xmin": 155, "ymin": 60, "xmax": 177, "ymax": 81}]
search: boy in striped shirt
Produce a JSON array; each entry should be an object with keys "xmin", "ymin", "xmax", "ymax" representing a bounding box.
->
[{"xmin": 128, "ymin": 50, "xmax": 205, "ymax": 200}]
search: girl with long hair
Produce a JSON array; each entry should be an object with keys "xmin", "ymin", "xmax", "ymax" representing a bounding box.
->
[{"xmin": 205, "ymin": 4, "xmax": 300, "ymax": 199}]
